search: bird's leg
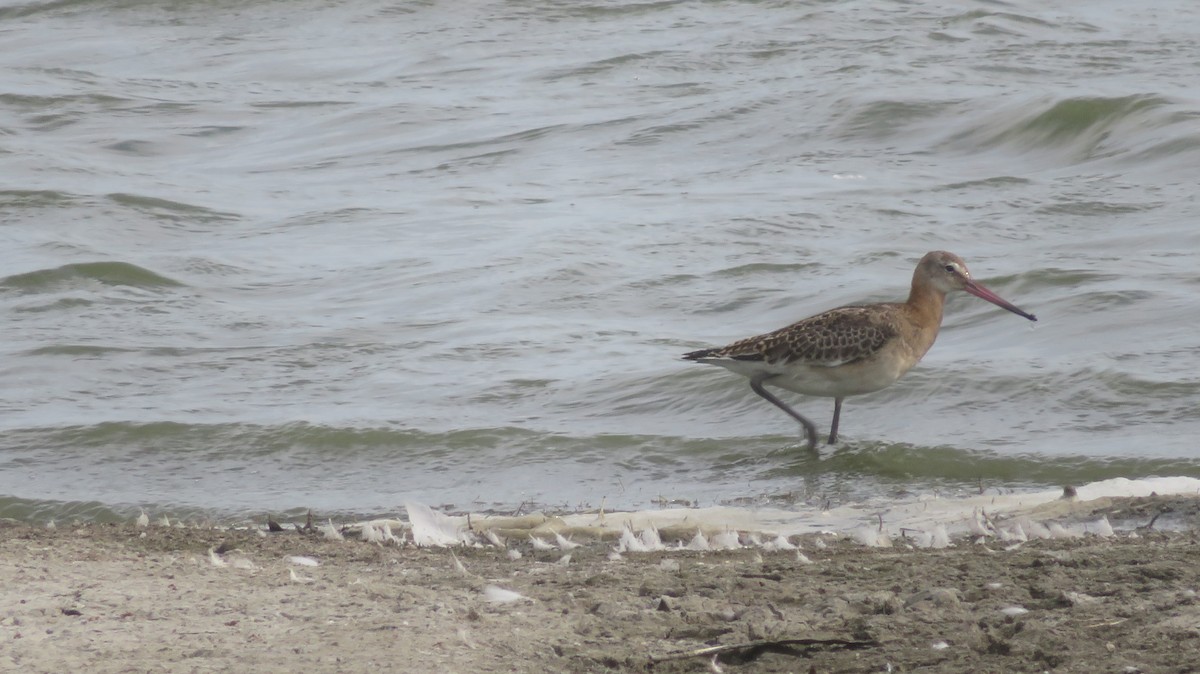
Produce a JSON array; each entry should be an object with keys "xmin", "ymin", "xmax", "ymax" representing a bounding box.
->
[
  {"xmin": 828, "ymin": 397, "xmax": 844, "ymax": 445},
  {"xmin": 749, "ymin": 374, "xmax": 818, "ymax": 452}
]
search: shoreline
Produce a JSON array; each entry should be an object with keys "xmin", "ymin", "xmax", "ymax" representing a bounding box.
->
[{"xmin": 4, "ymin": 495, "xmax": 1200, "ymax": 673}]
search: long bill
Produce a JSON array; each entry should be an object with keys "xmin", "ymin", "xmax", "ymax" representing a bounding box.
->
[{"xmin": 964, "ymin": 280, "xmax": 1038, "ymax": 321}]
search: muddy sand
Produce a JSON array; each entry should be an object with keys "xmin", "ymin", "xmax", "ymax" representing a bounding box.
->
[{"xmin": 3, "ymin": 495, "xmax": 1200, "ymax": 674}]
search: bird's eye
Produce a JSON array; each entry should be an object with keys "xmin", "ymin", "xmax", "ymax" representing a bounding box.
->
[{"xmin": 944, "ymin": 264, "xmax": 956, "ymax": 273}]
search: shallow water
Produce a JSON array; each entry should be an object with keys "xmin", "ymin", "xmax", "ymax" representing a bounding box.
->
[{"xmin": 3, "ymin": 0, "xmax": 1200, "ymax": 522}]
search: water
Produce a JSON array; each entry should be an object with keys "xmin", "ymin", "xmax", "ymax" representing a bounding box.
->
[{"xmin": 3, "ymin": 0, "xmax": 1200, "ymax": 523}]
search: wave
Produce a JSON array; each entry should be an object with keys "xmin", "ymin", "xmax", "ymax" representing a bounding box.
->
[{"xmin": 0, "ymin": 261, "xmax": 185, "ymax": 292}]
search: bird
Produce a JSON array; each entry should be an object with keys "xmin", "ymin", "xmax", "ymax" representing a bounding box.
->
[{"xmin": 682, "ymin": 250, "xmax": 1036, "ymax": 450}]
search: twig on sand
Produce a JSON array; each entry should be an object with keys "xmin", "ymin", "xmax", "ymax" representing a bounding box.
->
[{"xmin": 651, "ymin": 636, "xmax": 878, "ymax": 665}]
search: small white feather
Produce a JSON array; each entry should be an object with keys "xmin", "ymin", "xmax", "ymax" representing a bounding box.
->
[
  {"xmin": 765, "ymin": 535, "xmax": 797, "ymax": 551},
  {"xmin": 795, "ymin": 551, "xmax": 814, "ymax": 565},
  {"xmin": 1048, "ymin": 523, "xmax": 1080, "ymax": 539},
  {"xmin": 506, "ymin": 549, "xmax": 523, "ymax": 560},
  {"xmin": 556, "ymin": 554, "xmax": 571, "ymax": 567},
  {"xmin": 207, "ymin": 548, "xmax": 226, "ymax": 567},
  {"xmin": 46, "ymin": 519, "xmax": 56, "ymax": 531},
  {"xmin": 929, "ymin": 525, "xmax": 951, "ymax": 549},
  {"xmin": 852, "ymin": 527, "xmax": 891, "ymax": 548},
  {"xmin": 639, "ymin": 526, "xmax": 664, "ymax": 551},
  {"xmin": 287, "ymin": 555, "xmax": 320, "ymax": 567},
  {"xmin": 686, "ymin": 529, "xmax": 710, "ymax": 551},
  {"xmin": 158, "ymin": 515, "xmax": 171, "ymax": 527},
  {"xmin": 969, "ymin": 511, "xmax": 992, "ymax": 536},
  {"xmin": 1024, "ymin": 519, "xmax": 1052, "ymax": 540},
  {"xmin": 405, "ymin": 501, "xmax": 463, "ymax": 547},
  {"xmin": 483, "ymin": 585, "xmax": 528, "ymax": 603},
  {"xmin": 931, "ymin": 641, "xmax": 949, "ymax": 651},
  {"xmin": 451, "ymin": 551, "xmax": 468, "ymax": 575},
  {"xmin": 530, "ymin": 536, "xmax": 554, "ymax": 551},
  {"xmin": 320, "ymin": 519, "xmax": 344, "ymax": 541},
  {"xmin": 1090, "ymin": 516, "xmax": 1114, "ymax": 538},
  {"xmin": 711, "ymin": 531, "xmax": 741, "ymax": 550},
  {"xmin": 999, "ymin": 606, "xmax": 1029, "ymax": 617},
  {"xmin": 136, "ymin": 510, "xmax": 149, "ymax": 528},
  {"xmin": 554, "ymin": 533, "xmax": 581, "ymax": 550},
  {"xmin": 289, "ymin": 568, "xmax": 313, "ymax": 584},
  {"xmin": 484, "ymin": 530, "xmax": 505, "ymax": 548},
  {"xmin": 617, "ymin": 528, "xmax": 647, "ymax": 553}
]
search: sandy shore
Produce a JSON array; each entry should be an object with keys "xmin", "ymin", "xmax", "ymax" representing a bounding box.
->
[{"xmin": 3, "ymin": 496, "xmax": 1199, "ymax": 673}]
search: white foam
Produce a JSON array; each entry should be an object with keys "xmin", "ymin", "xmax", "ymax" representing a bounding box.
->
[{"xmin": 391, "ymin": 477, "xmax": 1199, "ymax": 552}]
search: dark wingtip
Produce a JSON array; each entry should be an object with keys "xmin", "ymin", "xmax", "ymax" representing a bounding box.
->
[{"xmin": 682, "ymin": 348, "xmax": 715, "ymax": 361}]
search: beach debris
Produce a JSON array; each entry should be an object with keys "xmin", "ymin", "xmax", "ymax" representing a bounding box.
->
[
  {"xmin": 554, "ymin": 532, "xmax": 581, "ymax": 550},
  {"xmin": 506, "ymin": 549, "xmax": 522, "ymax": 560},
  {"xmin": 999, "ymin": 606, "xmax": 1029, "ymax": 617},
  {"xmin": 451, "ymin": 551, "xmax": 469, "ymax": 575},
  {"xmin": 230, "ymin": 557, "xmax": 258, "ymax": 571},
  {"xmin": 361, "ymin": 521, "xmax": 385, "ymax": 544},
  {"xmin": 616, "ymin": 529, "xmax": 646, "ymax": 553},
  {"xmin": 651, "ymin": 635, "xmax": 878, "ymax": 665},
  {"xmin": 852, "ymin": 526, "xmax": 891, "ymax": 548},
  {"xmin": 320, "ymin": 519, "xmax": 344, "ymax": 541},
  {"xmin": 1048, "ymin": 523, "xmax": 1081, "ymax": 539},
  {"xmin": 207, "ymin": 548, "xmax": 227, "ymax": 567},
  {"xmin": 686, "ymin": 529, "xmax": 710, "ymax": 551},
  {"xmin": 267, "ymin": 515, "xmax": 283, "ymax": 532},
  {"xmin": 406, "ymin": 501, "xmax": 468, "ymax": 547},
  {"xmin": 482, "ymin": 585, "xmax": 529, "ymax": 604},
  {"xmin": 932, "ymin": 641, "xmax": 950, "ymax": 651},
  {"xmin": 1023, "ymin": 519, "xmax": 1052, "ymax": 540},
  {"xmin": 711, "ymin": 530, "xmax": 741, "ymax": 550},
  {"xmin": 1089, "ymin": 516, "xmax": 1115, "ymax": 538},
  {"xmin": 639, "ymin": 525, "xmax": 664, "ymax": 551},
  {"xmin": 483, "ymin": 530, "xmax": 505, "ymax": 548},
  {"xmin": 763, "ymin": 535, "xmax": 797, "ymax": 552},
  {"xmin": 287, "ymin": 555, "xmax": 320, "ymax": 567},
  {"xmin": 136, "ymin": 510, "xmax": 149, "ymax": 528}
]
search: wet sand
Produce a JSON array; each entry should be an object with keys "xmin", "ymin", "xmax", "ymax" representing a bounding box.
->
[{"xmin": 3, "ymin": 496, "xmax": 1199, "ymax": 673}]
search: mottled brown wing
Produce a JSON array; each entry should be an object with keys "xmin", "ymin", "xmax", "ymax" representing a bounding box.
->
[{"xmin": 712, "ymin": 305, "xmax": 898, "ymax": 367}]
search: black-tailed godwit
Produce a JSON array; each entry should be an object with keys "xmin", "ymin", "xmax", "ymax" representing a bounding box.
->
[{"xmin": 682, "ymin": 251, "xmax": 1036, "ymax": 450}]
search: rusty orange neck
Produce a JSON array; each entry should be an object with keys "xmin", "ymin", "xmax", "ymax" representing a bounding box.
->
[{"xmin": 905, "ymin": 277, "xmax": 946, "ymax": 334}]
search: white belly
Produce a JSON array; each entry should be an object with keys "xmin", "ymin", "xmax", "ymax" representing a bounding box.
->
[{"xmin": 697, "ymin": 356, "xmax": 911, "ymax": 398}]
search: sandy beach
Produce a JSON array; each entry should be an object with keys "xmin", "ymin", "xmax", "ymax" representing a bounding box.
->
[{"xmin": 3, "ymin": 495, "xmax": 1199, "ymax": 674}]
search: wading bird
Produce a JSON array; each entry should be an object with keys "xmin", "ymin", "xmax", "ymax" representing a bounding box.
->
[{"xmin": 682, "ymin": 251, "xmax": 1036, "ymax": 450}]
